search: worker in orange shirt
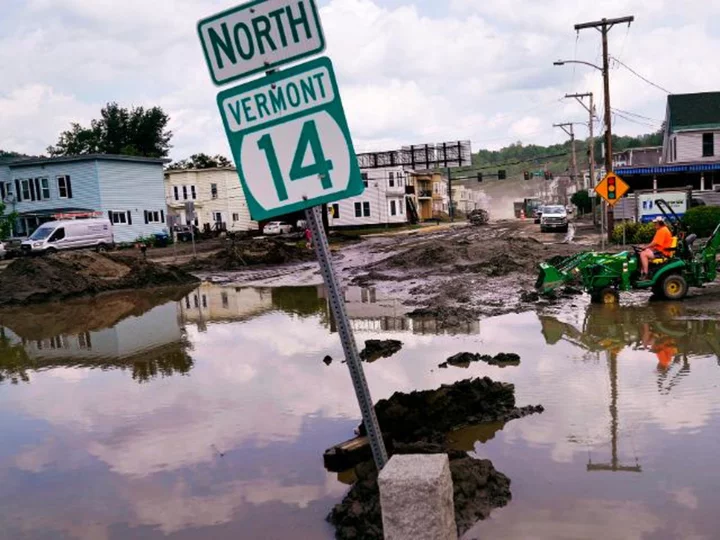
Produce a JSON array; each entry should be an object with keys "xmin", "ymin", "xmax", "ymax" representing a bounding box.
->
[{"xmin": 639, "ymin": 217, "xmax": 674, "ymax": 279}]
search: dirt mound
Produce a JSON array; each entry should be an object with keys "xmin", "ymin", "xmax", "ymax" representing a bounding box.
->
[
  {"xmin": 328, "ymin": 443, "xmax": 511, "ymax": 540},
  {"xmin": 0, "ymin": 252, "xmax": 199, "ymax": 306},
  {"xmin": 439, "ymin": 352, "xmax": 521, "ymax": 369},
  {"xmin": 359, "ymin": 339, "xmax": 403, "ymax": 362},
  {"xmin": 359, "ymin": 377, "xmax": 543, "ymax": 444},
  {"xmin": 375, "ymin": 235, "xmax": 577, "ymax": 277},
  {"xmin": 185, "ymin": 237, "xmax": 315, "ymax": 271}
]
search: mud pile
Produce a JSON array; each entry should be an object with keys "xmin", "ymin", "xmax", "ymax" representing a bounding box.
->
[
  {"xmin": 359, "ymin": 339, "xmax": 403, "ymax": 362},
  {"xmin": 329, "ymin": 377, "xmax": 542, "ymax": 539},
  {"xmin": 328, "ymin": 444, "xmax": 511, "ymax": 540},
  {"xmin": 439, "ymin": 352, "xmax": 521, "ymax": 369},
  {"xmin": 359, "ymin": 377, "xmax": 543, "ymax": 444},
  {"xmin": 374, "ymin": 235, "xmax": 577, "ymax": 277},
  {"xmin": 185, "ymin": 237, "xmax": 315, "ymax": 270},
  {"xmin": 0, "ymin": 252, "xmax": 198, "ymax": 306}
]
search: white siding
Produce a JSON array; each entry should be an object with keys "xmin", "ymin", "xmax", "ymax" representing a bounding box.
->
[
  {"xmin": 97, "ymin": 161, "xmax": 168, "ymax": 243},
  {"xmin": 329, "ymin": 167, "xmax": 409, "ymax": 227},
  {"xmin": 164, "ymin": 168, "xmax": 258, "ymax": 232},
  {"xmin": 671, "ymin": 131, "xmax": 720, "ymax": 163}
]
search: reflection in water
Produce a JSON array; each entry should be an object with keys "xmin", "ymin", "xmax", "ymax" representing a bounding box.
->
[
  {"xmin": 0, "ymin": 287, "xmax": 194, "ymax": 384},
  {"xmin": 178, "ymin": 283, "xmax": 480, "ymax": 335},
  {"xmin": 2, "ymin": 284, "xmax": 720, "ymax": 539}
]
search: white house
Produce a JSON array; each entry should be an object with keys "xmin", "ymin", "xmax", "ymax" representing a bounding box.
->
[
  {"xmin": 663, "ymin": 92, "xmax": 720, "ymax": 165},
  {"xmin": 328, "ymin": 166, "xmax": 409, "ymax": 228},
  {"xmin": 164, "ymin": 167, "xmax": 258, "ymax": 233},
  {"xmin": 0, "ymin": 154, "xmax": 169, "ymax": 243}
]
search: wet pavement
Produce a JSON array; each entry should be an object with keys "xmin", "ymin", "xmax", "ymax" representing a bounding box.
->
[{"xmin": 1, "ymin": 283, "xmax": 720, "ymax": 539}]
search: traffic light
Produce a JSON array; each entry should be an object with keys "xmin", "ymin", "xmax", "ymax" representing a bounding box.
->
[
  {"xmin": 523, "ymin": 171, "xmax": 530, "ymax": 181},
  {"xmin": 477, "ymin": 172, "xmax": 483, "ymax": 182},
  {"xmin": 607, "ymin": 175, "xmax": 617, "ymax": 200},
  {"xmin": 498, "ymin": 169, "xmax": 506, "ymax": 180}
]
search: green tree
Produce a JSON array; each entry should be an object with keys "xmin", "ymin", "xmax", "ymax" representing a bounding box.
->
[
  {"xmin": 47, "ymin": 102, "xmax": 172, "ymax": 158},
  {"xmin": 570, "ymin": 190, "xmax": 593, "ymax": 213},
  {"xmin": 166, "ymin": 153, "xmax": 232, "ymax": 170},
  {"xmin": 0, "ymin": 201, "xmax": 17, "ymax": 241}
]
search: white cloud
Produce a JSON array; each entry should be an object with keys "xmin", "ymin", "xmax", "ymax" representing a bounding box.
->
[{"xmin": 3, "ymin": 0, "xmax": 720, "ymax": 161}]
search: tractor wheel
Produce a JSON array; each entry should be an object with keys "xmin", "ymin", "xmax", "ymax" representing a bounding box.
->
[
  {"xmin": 591, "ymin": 288, "xmax": 620, "ymax": 305},
  {"xmin": 660, "ymin": 274, "xmax": 688, "ymax": 301}
]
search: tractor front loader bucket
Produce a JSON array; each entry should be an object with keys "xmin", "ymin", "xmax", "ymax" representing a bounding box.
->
[{"xmin": 535, "ymin": 251, "xmax": 593, "ymax": 294}]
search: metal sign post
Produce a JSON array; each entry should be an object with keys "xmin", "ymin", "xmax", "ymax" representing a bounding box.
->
[{"xmin": 305, "ymin": 204, "xmax": 388, "ymax": 469}]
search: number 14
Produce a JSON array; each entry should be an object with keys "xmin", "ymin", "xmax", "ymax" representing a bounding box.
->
[{"xmin": 257, "ymin": 120, "xmax": 334, "ymax": 202}]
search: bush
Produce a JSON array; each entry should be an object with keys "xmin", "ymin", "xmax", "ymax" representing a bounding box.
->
[
  {"xmin": 611, "ymin": 221, "xmax": 655, "ymax": 244},
  {"xmin": 683, "ymin": 206, "xmax": 720, "ymax": 237}
]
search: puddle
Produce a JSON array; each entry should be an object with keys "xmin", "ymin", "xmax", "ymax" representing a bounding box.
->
[{"xmin": 0, "ymin": 283, "xmax": 719, "ymax": 539}]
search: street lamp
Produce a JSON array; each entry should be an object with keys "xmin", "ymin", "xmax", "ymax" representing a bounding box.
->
[{"xmin": 553, "ymin": 59, "xmax": 603, "ymax": 71}]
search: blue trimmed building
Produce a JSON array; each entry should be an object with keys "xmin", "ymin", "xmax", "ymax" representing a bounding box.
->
[{"xmin": 0, "ymin": 154, "xmax": 169, "ymax": 243}]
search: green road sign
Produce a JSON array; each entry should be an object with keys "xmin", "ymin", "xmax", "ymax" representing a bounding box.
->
[
  {"xmin": 217, "ymin": 56, "xmax": 364, "ymax": 221},
  {"xmin": 198, "ymin": 0, "xmax": 325, "ymax": 86}
]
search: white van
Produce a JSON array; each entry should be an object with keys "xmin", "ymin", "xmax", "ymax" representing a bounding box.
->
[{"xmin": 21, "ymin": 218, "xmax": 114, "ymax": 255}]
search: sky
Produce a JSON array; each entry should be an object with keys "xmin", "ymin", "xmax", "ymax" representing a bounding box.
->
[{"xmin": 1, "ymin": 0, "xmax": 719, "ymax": 162}]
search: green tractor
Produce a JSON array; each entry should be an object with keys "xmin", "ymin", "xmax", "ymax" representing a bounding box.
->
[{"xmin": 537, "ymin": 199, "xmax": 720, "ymax": 304}]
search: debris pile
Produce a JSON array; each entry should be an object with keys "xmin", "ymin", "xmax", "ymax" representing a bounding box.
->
[
  {"xmin": 328, "ymin": 443, "xmax": 511, "ymax": 540},
  {"xmin": 359, "ymin": 339, "xmax": 403, "ymax": 362},
  {"xmin": 185, "ymin": 237, "xmax": 315, "ymax": 271},
  {"xmin": 468, "ymin": 208, "xmax": 490, "ymax": 226},
  {"xmin": 328, "ymin": 377, "xmax": 542, "ymax": 539},
  {"xmin": 439, "ymin": 352, "xmax": 521, "ymax": 369},
  {"xmin": 0, "ymin": 252, "xmax": 199, "ymax": 306}
]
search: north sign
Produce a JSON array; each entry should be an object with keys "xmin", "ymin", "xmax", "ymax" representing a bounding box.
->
[
  {"xmin": 216, "ymin": 56, "xmax": 364, "ymax": 221},
  {"xmin": 197, "ymin": 0, "xmax": 325, "ymax": 86}
]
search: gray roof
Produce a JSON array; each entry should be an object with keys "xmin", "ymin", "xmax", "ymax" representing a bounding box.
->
[{"xmin": 7, "ymin": 154, "xmax": 169, "ymax": 168}]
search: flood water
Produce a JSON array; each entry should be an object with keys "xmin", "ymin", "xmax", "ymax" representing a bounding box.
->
[{"xmin": 1, "ymin": 284, "xmax": 719, "ymax": 539}]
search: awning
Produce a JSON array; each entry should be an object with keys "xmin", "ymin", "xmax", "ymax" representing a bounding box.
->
[
  {"xmin": 616, "ymin": 162, "xmax": 720, "ymax": 176},
  {"xmin": 18, "ymin": 208, "xmax": 98, "ymax": 219}
]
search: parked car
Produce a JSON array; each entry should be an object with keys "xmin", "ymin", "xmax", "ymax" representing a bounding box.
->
[
  {"xmin": 263, "ymin": 221, "xmax": 293, "ymax": 235},
  {"xmin": 539, "ymin": 205, "xmax": 569, "ymax": 233},
  {"xmin": 21, "ymin": 218, "xmax": 114, "ymax": 255}
]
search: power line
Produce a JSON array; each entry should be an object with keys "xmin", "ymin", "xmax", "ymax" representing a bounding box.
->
[
  {"xmin": 611, "ymin": 56, "xmax": 672, "ymax": 94},
  {"xmin": 611, "ymin": 107, "xmax": 663, "ymax": 123},
  {"xmin": 612, "ymin": 111, "xmax": 660, "ymax": 130}
]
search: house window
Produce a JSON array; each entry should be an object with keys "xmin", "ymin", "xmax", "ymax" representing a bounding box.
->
[
  {"xmin": 361, "ymin": 172, "xmax": 368, "ymax": 188},
  {"xmin": 221, "ymin": 291, "xmax": 229, "ymax": 308},
  {"xmin": 174, "ymin": 186, "xmax": 179, "ymax": 201},
  {"xmin": 363, "ymin": 201, "xmax": 371, "ymax": 217},
  {"xmin": 355, "ymin": 202, "xmax": 362, "ymax": 217},
  {"xmin": 202, "ymin": 295, "xmax": 207, "ymax": 308},
  {"xmin": 397, "ymin": 173, "xmax": 404, "ymax": 188},
  {"xmin": 21, "ymin": 179, "xmax": 31, "ymax": 201},
  {"xmin": 182, "ymin": 185, "xmax": 188, "ymax": 200},
  {"xmin": 109, "ymin": 211, "xmax": 127, "ymax": 224},
  {"xmin": 213, "ymin": 212, "xmax": 222, "ymax": 223},
  {"xmin": 673, "ymin": 138, "xmax": 677, "ymax": 161},
  {"xmin": 703, "ymin": 133, "xmax": 714, "ymax": 157},
  {"xmin": 232, "ymin": 213, "xmax": 239, "ymax": 222},
  {"xmin": 40, "ymin": 178, "xmax": 50, "ymax": 199},
  {"xmin": 332, "ymin": 203, "xmax": 340, "ymax": 219},
  {"xmin": 185, "ymin": 296, "xmax": 190, "ymax": 309},
  {"xmin": 388, "ymin": 172, "xmax": 395, "ymax": 187},
  {"xmin": 4, "ymin": 182, "xmax": 12, "ymax": 200},
  {"xmin": 390, "ymin": 200, "xmax": 397, "ymax": 216},
  {"xmin": 57, "ymin": 175, "xmax": 72, "ymax": 198},
  {"xmin": 78, "ymin": 332, "xmax": 92, "ymax": 350},
  {"xmin": 211, "ymin": 183, "xmax": 218, "ymax": 199},
  {"xmin": 191, "ymin": 185, "xmax": 197, "ymax": 199},
  {"xmin": 145, "ymin": 210, "xmax": 163, "ymax": 224},
  {"xmin": 399, "ymin": 199, "xmax": 404, "ymax": 214},
  {"xmin": 194, "ymin": 295, "xmax": 199, "ymax": 308}
]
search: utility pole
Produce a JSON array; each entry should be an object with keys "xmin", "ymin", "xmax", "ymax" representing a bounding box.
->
[
  {"xmin": 574, "ymin": 15, "xmax": 634, "ymax": 240},
  {"xmin": 565, "ymin": 92, "xmax": 597, "ymax": 225},
  {"xmin": 447, "ymin": 167, "xmax": 454, "ymax": 222},
  {"xmin": 553, "ymin": 122, "xmax": 579, "ymax": 197}
]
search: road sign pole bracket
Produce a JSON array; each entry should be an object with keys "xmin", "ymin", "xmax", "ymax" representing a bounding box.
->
[{"xmin": 305, "ymin": 205, "xmax": 388, "ymax": 470}]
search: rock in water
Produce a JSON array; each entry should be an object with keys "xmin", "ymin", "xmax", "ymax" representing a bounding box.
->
[{"xmin": 359, "ymin": 339, "xmax": 403, "ymax": 362}]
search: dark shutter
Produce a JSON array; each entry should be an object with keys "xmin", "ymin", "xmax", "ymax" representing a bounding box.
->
[
  {"xmin": 34, "ymin": 178, "xmax": 41, "ymax": 200},
  {"xmin": 66, "ymin": 176, "xmax": 73, "ymax": 199},
  {"xmin": 14, "ymin": 180, "xmax": 21, "ymax": 202},
  {"xmin": 144, "ymin": 211, "xmax": 149, "ymax": 224},
  {"xmin": 160, "ymin": 210, "xmax": 165, "ymax": 223},
  {"xmin": 127, "ymin": 211, "xmax": 132, "ymax": 225},
  {"xmin": 0, "ymin": 183, "xmax": 5, "ymax": 201}
]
